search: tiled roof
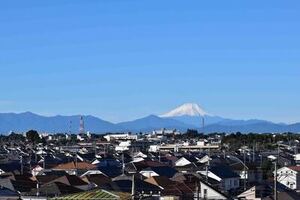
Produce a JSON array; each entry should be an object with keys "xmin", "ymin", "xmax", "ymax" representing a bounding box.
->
[
  {"xmin": 49, "ymin": 175, "xmax": 88, "ymax": 186},
  {"xmin": 0, "ymin": 186, "xmax": 19, "ymax": 197},
  {"xmin": 53, "ymin": 162, "xmax": 96, "ymax": 170},
  {"xmin": 103, "ymin": 179, "xmax": 161, "ymax": 194},
  {"xmin": 26, "ymin": 182, "xmax": 82, "ymax": 197},
  {"xmin": 288, "ymin": 166, "xmax": 300, "ymax": 172},
  {"xmin": 84, "ymin": 174, "xmax": 111, "ymax": 187},
  {"xmin": 51, "ymin": 189, "xmax": 120, "ymax": 200}
]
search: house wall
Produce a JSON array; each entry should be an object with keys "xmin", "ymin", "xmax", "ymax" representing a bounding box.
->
[
  {"xmin": 238, "ymin": 170, "xmax": 263, "ymax": 183},
  {"xmin": 277, "ymin": 167, "xmax": 298, "ymax": 190},
  {"xmin": 175, "ymin": 158, "xmax": 191, "ymax": 167},
  {"xmin": 199, "ymin": 182, "xmax": 227, "ymax": 200},
  {"xmin": 221, "ymin": 178, "xmax": 239, "ymax": 191},
  {"xmin": 237, "ymin": 186, "xmax": 263, "ymax": 200},
  {"xmin": 140, "ymin": 170, "xmax": 159, "ymax": 178},
  {"xmin": 297, "ymin": 173, "xmax": 300, "ymax": 191},
  {"xmin": 32, "ymin": 166, "xmax": 44, "ymax": 177},
  {"xmin": 160, "ymin": 196, "xmax": 180, "ymax": 200},
  {"xmin": 22, "ymin": 197, "xmax": 47, "ymax": 200}
]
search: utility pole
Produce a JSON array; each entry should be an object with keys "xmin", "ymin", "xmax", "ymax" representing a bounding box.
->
[
  {"xmin": 74, "ymin": 150, "xmax": 78, "ymax": 176},
  {"xmin": 253, "ymin": 142, "xmax": 255, "ymax": 162},
  {"xmin": 159, "ymin": 139, "xmax": 162, "ymax": 163},
  {"xmin": 131, "ymin": 174, "xmax": 135, "ymax": 200},
  {"xmin": 277, "ymin": 144, "xmax": 280, "ymax": 161},
  {"xmin": 274, "ymin": 161, "xmax": 277, "ymax": 200},
  {"xmin": 205, "ymin": 164, "xmax": 209, "ymax": 182},
  {"xmin": 122, "ymin": 152, "xmax": 125, "ymax": 175},
  {"xmin": 243, "ymin": 149, "xmax": 247, "ymax": 191},
  {"xmin": 20, "ymin": 155, "xmax": 23, "ymax": 175},
  {"xmin": 36, "ymin": 182, "xmax": 40, "ymax": 197},
  {"xmin": 206, "ymin": 150, "xmax": 211, "ymax": 183},
  {"xmin": 197, "ymin": 180, "xmax": 200, "ymax": 200},
  {"xmin": 29, "ymin": 153, "xmax": 32, "ymax": 172},
  {"xmin": 93, "ymin": 141, "xmax": 97, "ymax": 156},
  {"xmin": 43, "ymin": 152, "xmax": 46, "ymax": 169}
]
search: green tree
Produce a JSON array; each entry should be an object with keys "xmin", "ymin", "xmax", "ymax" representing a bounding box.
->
[{"xmin": 26, "ymin": 130, "xmax": 41, "ymax": 144}]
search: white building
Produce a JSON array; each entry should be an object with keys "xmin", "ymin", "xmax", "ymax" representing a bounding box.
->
[
  {"xmin": 197, "ymin": 180, "xmax": 227, "ymax": 200},
  {"xmin": 149, "ymin": 145, "xmax": 160, "ymax": 153},
  {"xmin": 277, "ymin": 166, "xmax": 300, "ymax": 191},
  {"xmin": 152, "ymin": 129, "xmax": 180, "ymax": 135},
  {"xmin": 294, "ymin": 154, "xmax": 300, "ymax": 165},
  {"xmin": 115, "ymin": 141, "xmax": 132, "ymax": 152},
  {"xmin": 31, "ymin": 165, "xmax": 44, "ymax": 177},
  {"xmin": 104, "ymin": 133, "xmax": 138, "ymax": 142}
]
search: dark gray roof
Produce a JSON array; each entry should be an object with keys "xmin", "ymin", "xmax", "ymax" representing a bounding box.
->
[
  {"xmin": 210, "ymin": 165, "xmax": 240, "ymax": 179},
  {"xmin": 0, "ymin": 186, "xmax": 19, "ymax": 197},
  {"xmin": 147, "ymin": 166, "xmax": 178, "ymax": 178}
]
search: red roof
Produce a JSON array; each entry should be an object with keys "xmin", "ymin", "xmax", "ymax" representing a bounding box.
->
[
  {"xmin": 53, "ymin": 162, "xmax": 96, "ymax": 170},
  {"xmin": 288, "ymin": 166, "xmax": 300, "ymax": 172}
]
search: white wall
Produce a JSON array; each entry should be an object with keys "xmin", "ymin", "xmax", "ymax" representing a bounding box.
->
[
  {"xmin": 277, "ymin": 167, "xmax": 298, "ymax": 190},
  {"xmin": 199, "ymin": 182, "xmax": 227, "ymax": 200}
]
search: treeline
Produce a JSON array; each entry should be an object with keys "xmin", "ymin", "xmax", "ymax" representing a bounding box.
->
[
  {"xmin": 222, "ymin": 132, "xmax": 300, "ymax": 151},
  {"xmin": 0, "ymin": 130, "xmax": 46, "ymax": 144}
]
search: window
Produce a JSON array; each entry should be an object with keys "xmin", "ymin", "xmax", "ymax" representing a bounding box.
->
[
  {"xmin": 221, "ymin": 181, "xmax": 225, "ymax": 188},
  {"xmin": 234, "ymin": 180, "xmax": 238, "ymax": 186},
  {"xmin": 204, "ymin": 189, "xmax": 207, "ymax": 198}
]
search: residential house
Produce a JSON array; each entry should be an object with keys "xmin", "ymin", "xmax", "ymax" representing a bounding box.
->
[
  {"xmin": 200, "ymin": 165, "xmax": 240, "ymax": 192},
  {"xmin": 172, "ymin": 173, "xmax": 228, "ymax": 200},
  {"xmin": 277, "ymin": 166, "xmax": 300, "ymax": 191}
]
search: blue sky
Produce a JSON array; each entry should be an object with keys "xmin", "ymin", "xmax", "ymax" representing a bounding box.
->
[{"xmin": 0, "ymin": 1, "xmax": 299, "ymax": 123}]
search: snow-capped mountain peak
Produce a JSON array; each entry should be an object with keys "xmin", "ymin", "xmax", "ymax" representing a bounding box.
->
[{"xmin": 160, "ymin": 103, "xmax": 208, "ymax": 117}]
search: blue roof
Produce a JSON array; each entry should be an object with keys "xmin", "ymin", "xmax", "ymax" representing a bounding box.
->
[
  {"xmin": 0, "ymin": 186, "xmax": 19, "ymax": 197},
  {"xmin": 149, "ymin": 166, "xmax": 178, "ymax": 178},
  {"xmin": 210, "ymin": 165, "xmax": 240, "ymax": 179}
]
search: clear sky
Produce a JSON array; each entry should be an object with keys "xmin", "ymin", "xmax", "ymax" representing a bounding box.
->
[{"xmin": 0, "ymin": 1, "xmax": 299, "ymax": 123}]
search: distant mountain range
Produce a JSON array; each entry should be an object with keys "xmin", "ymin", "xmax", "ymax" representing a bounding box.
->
[{"xmin": 0, "ymin": 103, "xmax": 299, "ymax": 134}]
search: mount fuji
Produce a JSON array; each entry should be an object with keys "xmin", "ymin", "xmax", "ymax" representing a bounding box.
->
[
  {"xmin": 158, "ymin": 103, "xmax": 299, "ymax": 133},
  {"xmin": 160, "ymin": 103, "xmax": 225, "ymax": 127},
  {"xmin": 160, "ymin": 103, "xmax": 208, "ymax": 117}
]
